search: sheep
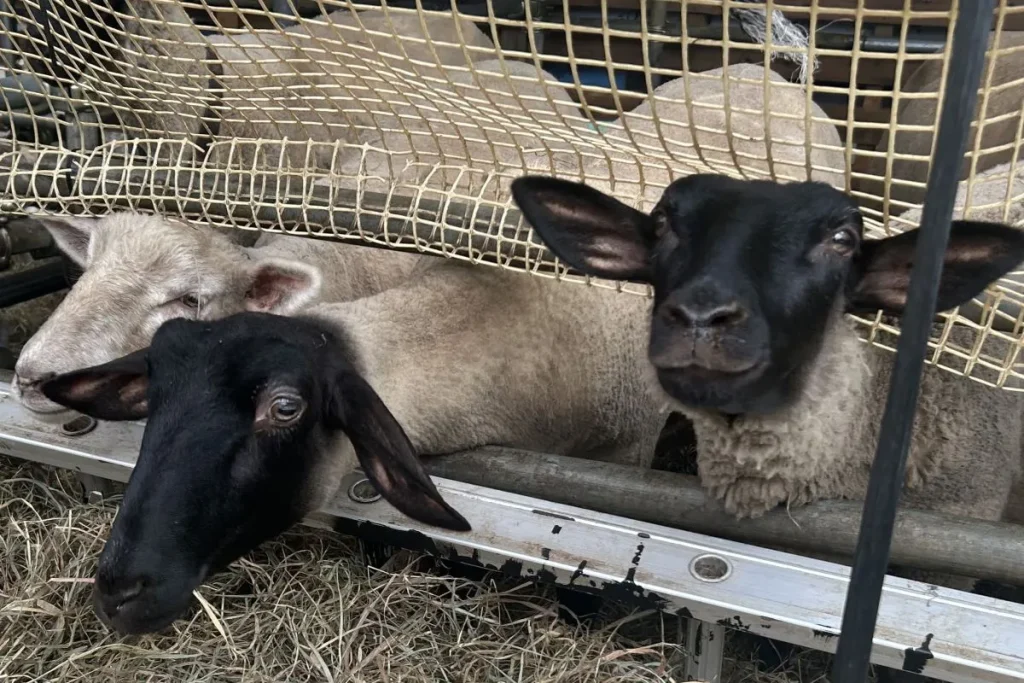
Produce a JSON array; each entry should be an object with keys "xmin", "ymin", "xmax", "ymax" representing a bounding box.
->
[
  {"xmin": 511, "ymin": 172, "xmax": 1024, "ymax": 589},
  {"xmin": 92, "ymin": 1, "xmax": 495, "ymax": 167},
  {"xmin": 38, "ymin": 250, "xmax": 668, "ymax": 634},
  {"xmin": 858, "ymin": 31, "xmax": 1024, "ymax": 215},
  {"xmin": 11, "ymin": 212, "xmax": 425, "ymax": 414},
  {"xmin": 597, "ymin": 63, "xmax": 847, "ymax": 203},
  {"xmin": 344, "ymin": 60, "xmax": 848, "ymax": 204}
]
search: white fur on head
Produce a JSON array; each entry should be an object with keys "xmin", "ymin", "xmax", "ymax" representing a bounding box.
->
[
  {"xmin": 243, "ymin": 257, "xmax": 323, "ymax": 315},
  {"xmin": 36, "ymin": 215, "xmax": 99, "ymax": 267}
]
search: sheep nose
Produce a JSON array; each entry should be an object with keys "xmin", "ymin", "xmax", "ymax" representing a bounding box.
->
[
  {"xmin": 668, "ymin": 300, "xmax": 747, "ymax": 329},
  {"xmin": 663, "ymin": 280, "xmax": 748, "ymax": 330},
  {"xmin": 14, "ymin": 368, "xmax": 55, "ymax": 388},
  {"xmin": 94, "ymin": 576, "xmax": 147, "ymax": 619}
]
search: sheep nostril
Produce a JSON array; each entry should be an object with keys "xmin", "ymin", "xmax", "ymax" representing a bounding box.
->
[
  {"xmin": 706, "ymin": 306, "xmax": 746, "ymax": 328},
  {"xmin": 106, "ymin": 579, "xmax": 147, "ymax": 613},
  {"xmin": 15, "ymin": 371, "xmax": 55, "ymax": 388},
  {"xmin": 668, "ymin": 302, "xmax": 746, "ymax": 329}
]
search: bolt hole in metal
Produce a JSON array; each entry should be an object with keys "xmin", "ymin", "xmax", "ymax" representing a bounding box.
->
[
  {"xmin": 60, "ymin": 415, "xmax": 97, "ymax": 437},
  {"xmin": 690, "ymin": 554, "xmax": 732, "ymax": 583},
  {"xmin": 348, "ymin": 477, "xmax": 382, "ymax": 504}
]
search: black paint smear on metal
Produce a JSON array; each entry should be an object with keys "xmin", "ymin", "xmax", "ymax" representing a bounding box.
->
[
  {"xmin": 830, "ymin": 5, "xmax": 996, "ymax": 683},
  {"xmin": 532, "ymin": 509, "xmax": 575, "ymax": 522},
  {"xmin": 902, "ymin": 634, "xmax": 935, "ymax": 674},
  {"xmin": 333, "ymin": 515, "xmax": 670, "ymax": 614},
  {"xmin": 551, "ymin": 525, "xmax": 562, "ymax": 535},
  {"xmin": 570, "ymin": 560, "xmax": 588, "ymax": 584},
  {"xmin": 638, "ymin": 532, "xmax": 651, "ymax": 539},
  {"xmin": 631, "ymin": 543, "xmax": 644, "ymax": 566},
  {"xmin": 499, "ymin": 558, "xmax": 524, "ymax": 580},
  {"xmin": 717, "ymin": 615, "xmax": 750, "ymax": 632},
  {"xmin": 813, "ymin": 629, "xmax": 838, "ymax": 641},
  {"xmin": 332, "ymin": 518, "xmax": 439, "ymax": 556},
  {"xmin": 541, "ymin": 547, "xmax": 551, "ymax": 560}
]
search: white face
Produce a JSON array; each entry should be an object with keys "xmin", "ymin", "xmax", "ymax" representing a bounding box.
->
[{"xmin": 12, "ymin": 214, "xmax": 321, "ymax": 415}]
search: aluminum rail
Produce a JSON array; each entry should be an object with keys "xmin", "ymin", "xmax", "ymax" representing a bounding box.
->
[
  {"xmin": 0, "ymin": 378, "xmax": 1021, "ymax": 682},
  {"xmin": 428, "ymin": 448, "xmax": 1024, "ymax": 586},
  {"xmin": 4, "ymin": 374, "xmax": 1024, "ymax": 584}
]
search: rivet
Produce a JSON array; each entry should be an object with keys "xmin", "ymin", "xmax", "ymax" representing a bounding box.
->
[
  {"xmin": 347, "ymin": 477, "xmax": 381, "ymax": 504},
  {"xmin": 60, "ymin": 415, "xmax": 97, "ymax": 437},
  {"xmin": 689, "ymin": 554, "xmax": 732, "ymax": 583}
]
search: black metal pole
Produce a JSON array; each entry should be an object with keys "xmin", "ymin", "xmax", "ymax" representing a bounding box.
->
[
  {"xmin": 831, "ymin": 5, "xmax": 996, "ymax": 683},
  {"xmin": 0, "ymin": 259, "xmax": 68, "ymax": 307}
]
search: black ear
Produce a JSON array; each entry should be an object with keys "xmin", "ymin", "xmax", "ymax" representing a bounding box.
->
[
  {"xmin": 847, "ymin": 220, "xmax": 1024, "ymax": 315},
  {"xmin": 40, "ymin": 348, "xmax": 150, "ymax": 421},
  {"xmin": 510, "ymin": 175, "xmax": 655, "ymax": 281},
  {"xmin": 327, "ymin": 370, "xmax": 471, "ymax": 532}
]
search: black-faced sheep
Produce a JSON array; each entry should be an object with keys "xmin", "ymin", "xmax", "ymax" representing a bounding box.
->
[
  {"xmin": 511, "ymin": 173, "xmax": 1024, "ymax": 588},
  {"xmin": 38, "ymin": 251, "xmax": 669, "ymax": 633}
]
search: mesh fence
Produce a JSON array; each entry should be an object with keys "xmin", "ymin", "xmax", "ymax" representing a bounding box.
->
[{"xmin": 1, "ymin": 0, "xmax": 1024, "ymax": 388}]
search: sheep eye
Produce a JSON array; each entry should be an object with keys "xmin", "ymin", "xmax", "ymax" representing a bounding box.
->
[
  {"xmin": 268, "ymin": 395, "xmax": 304, "ymax": 425},
  {"xmin": 830, "ymin": 229, "xmax": 857, "ymax": 253},
  {"xmin": 180, "ymin": 293, "xmax": 202, "ymax": 309}
]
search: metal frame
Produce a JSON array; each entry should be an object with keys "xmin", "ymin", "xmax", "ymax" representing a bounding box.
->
[{"xmin": 1, "ymin": 378, "xmax": 1022, "ymax": 682}]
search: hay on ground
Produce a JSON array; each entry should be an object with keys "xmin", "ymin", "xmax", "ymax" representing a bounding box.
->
[{"xmin": 1, "ymin": 455, "xmax": 699, "ymax": 682}]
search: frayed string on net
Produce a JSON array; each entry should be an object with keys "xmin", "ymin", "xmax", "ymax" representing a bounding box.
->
[{"xmin": 731, "ymin": 0, "xmax": 819, "ymax": 83}]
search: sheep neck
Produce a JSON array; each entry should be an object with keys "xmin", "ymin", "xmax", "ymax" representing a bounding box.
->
[{"xmin": 668, "ymin": 312, "xmax": 879, "ymax": 516}]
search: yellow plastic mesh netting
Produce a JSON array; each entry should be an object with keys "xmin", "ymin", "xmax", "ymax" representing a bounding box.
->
[{"xmin": 2, "ymin": 0, "xmax": 1024, "ymax": 388}]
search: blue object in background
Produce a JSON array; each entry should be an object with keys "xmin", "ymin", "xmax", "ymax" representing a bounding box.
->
[{"xmin": 543, "ymin": 62, "xmax": 630, "ymax": 91}]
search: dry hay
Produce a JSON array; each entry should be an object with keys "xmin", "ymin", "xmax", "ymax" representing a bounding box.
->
[
  {"xmin": 0, "ymin": 454, "xmax": 852, "ymax": 682},
  {"xmin": 1, "ymin": 455, "xmax": 692, "ymax": 682}
]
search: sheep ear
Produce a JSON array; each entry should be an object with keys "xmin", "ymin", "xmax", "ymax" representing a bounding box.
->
[
  {"xmin": 243, "ymin": 257, "xmax": 322, "ymax": 315},
  {"xmin": 40, "ymin": 348, "xmax": 150, "ymax": 421},
  {"xmin": 326, "ymin": 368, "xmax": 471, "ymax": 532},
  {"xmin": 35, "ymin": 215, "xmax": 98, "ymax": 267},
  {"xmin": 847, "ymin": 221, "xmax": 1024, "ymax": 315},
  {"xmin": 510, "ymin": 176, "xmax": 654, "ymax": 281}
]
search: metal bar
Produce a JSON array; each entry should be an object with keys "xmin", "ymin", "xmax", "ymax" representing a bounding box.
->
[
  {"xmin": 685, "ymin": 620, "xmax": 725, "ymax": 683},
  {"xmin": 832, "ymin": 4, "xmax": 998, "ymax": 683},
  {"xmin": 1, "ymin": 219, "xmax": 54, "ymax": 255},
  {"xmin": 426, "ymin": 449, "xmax": 1024, "ymax": 586},
  {"xmin": 0, "ymin": 259, "xmax": 67, "ymax": 307},
  {"xmin": 0, "ymin": 390, "xmax": 1021, "ymax": 682}
]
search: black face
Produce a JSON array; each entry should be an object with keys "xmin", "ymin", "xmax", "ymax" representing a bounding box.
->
[
  {"xmin": 40, "ymin": 313, "xmax": 470, "ymax": 635},
  {"xmin": 512, "ymin": 173, "xmax": 1024, "ymax": 415}
]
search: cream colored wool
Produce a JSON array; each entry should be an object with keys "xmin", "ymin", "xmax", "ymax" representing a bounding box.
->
[{"xmin": 860, "ymin": 31, "xmax": 1024, "ymax": 215}]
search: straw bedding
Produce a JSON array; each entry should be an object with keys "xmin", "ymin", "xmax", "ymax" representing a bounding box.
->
[{"xmin": 0, "ymin": 453, "xmax": 848, "ymax": 682}]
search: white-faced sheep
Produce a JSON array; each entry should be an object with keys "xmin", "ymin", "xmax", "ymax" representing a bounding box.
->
[
  {"xmin": 38, "ymin": 250, "xmax": 669, "ymax": 634},
  {"xmin": 12, "ymin": 212, "xmax": 425, "ymax": 414},
  {"xmin": 511, "ymin": 173, "xmax": 1024, "ymax": 587}
]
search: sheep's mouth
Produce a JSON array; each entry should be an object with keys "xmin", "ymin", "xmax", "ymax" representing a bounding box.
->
[
  {"xmin": 653, "ymin": 360, "xmax": 768, "ymax": 412},
  {"xmin": 655, "ymin": 361, "xmax": 765, "ymax": 385}
]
